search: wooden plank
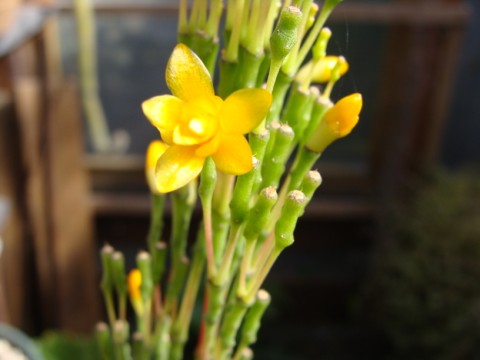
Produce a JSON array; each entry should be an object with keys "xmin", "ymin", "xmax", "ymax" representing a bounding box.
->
[
  {"xmin": 10, "ymin": 60, "xmax": 57, "ymax": 329},
  {"xmin": 55, "ymin": 2, "xmax": 471, "ymax": 26},
  {"xmin": 411, "ymin": 27, "xmax": 464, "ymax": 165},
  {"xmin": 47, "ymin": 79, "xmax": 100, "ymax": 332},
  {"xmin": 0, "ymin": 89, "xmax": 31, "ymax": 329},
  {"xmin": 370, "ymin": 0, "xmax": 467, "ymax": 197}
]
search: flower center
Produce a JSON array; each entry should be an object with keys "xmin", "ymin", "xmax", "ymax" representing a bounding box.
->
[
  {"xmin": 188, "ymin": 118, "xmax": 206, "ymax": 136},
  {"xmin": 173, "ymin": 97, "xmax": 222, "ymax": 146}
]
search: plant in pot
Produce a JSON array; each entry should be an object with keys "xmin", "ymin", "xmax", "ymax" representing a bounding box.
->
[
  {"xmin": 95, "ymin": 0, "xmax": 363, "ymax": 359},
  {"xmin": 0, "ymin": 323, "xmax": 44, "ymax": 360}
]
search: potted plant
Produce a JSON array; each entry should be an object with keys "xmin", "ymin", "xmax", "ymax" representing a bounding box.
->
[{"xmin": 94, "ymin": 1, "xmax": 365, "ymax": 359}]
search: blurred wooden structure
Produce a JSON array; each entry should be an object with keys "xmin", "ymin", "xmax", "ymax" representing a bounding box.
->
[
  {"xmin": 0, "ymin": 5, "xmax": 99, "ymax": 333},
  {"xmin": 369, "ymin": 0, "xmax": 470, "ymax": 202}
]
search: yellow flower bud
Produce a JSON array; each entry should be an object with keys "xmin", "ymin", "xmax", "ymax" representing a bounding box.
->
[
  {"xmin": 305, "ymin": 4, "xmax": 319, "ymax": 31},
  {"xmin": 306, "ymin": 93, "xmax": 362, "ymax": 153},
  {"xmin": 127, "ymin": 268, "xmax": 142, "ymax": 301},
  {"xmin": 296, "ymin": 56, "xmax": 349, "ymax": 84}
]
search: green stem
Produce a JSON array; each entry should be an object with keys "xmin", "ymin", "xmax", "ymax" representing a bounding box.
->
[
  {"xmin": 244, "ymin": 187, "xmax": 278, "ymax": 239},
  {"xmin": 206, "ymin": 0, "xmax": 223, "ymax": 39},
  {"xmin": 100, "ymin": 245, "xmax": 116, "ymax": 327},
  {"xmin": 288, "ymin": 147, "xmax": 321, "ymax": 191},
  {"xmin": 164, "ymin": 183, "xmax": 196, "ymax": 315},
  {"xmin": 113, "ymin": 320, "xmax": 132, "ymax": 360},
  {"xmin": 202, "ymin": 200, "xmax": 217, "ymax": 277},
  {"xmin": 245, "ymin": 1, "xmax": 272, "ymax": 55},
  {"xmin": 212, "ymin": 173, "xmax": 235, "ymax": 265},
  {"xmin": 234, "ymin": 47, "xmax": 265, "ymax": 90},
  {"xmin": 137, "ymin": 252, "xmax": 154, "ymax": 344},
  {"xmin": 256, "ymin": 51, "xmax": 271, "ymax": 87},
  {"xmin": 171, "ymin": 184, "xmax": 196, "ymax": 267},
  {"xmin": 234, "ymin": 291, "xmax": 271, "ymax": 359},
  {"xmin": 225, "ymin": 0, "xmax": 246, "ymax": 62},
  {"xmin": 191, "ymin": 33, "xmax": 219, "ymax": 76},
  {"xmin": 111, "ymin": 252, "xmax": 127, "ymax": 321},
  {"xmin": 189, "ymin": 0, "xmax": 202, "ymax": 32},
  {"xmin": 202, "ymin": 281, "xmax": 228, "ymax": 359},
  {"xmin": 169, "ymin": 239, "xmax": 206, "ymax": 360},
  {"xmin": 216, "ymin": 223, "xmax": 244, "ymax": 285},
  {"xmin": 132, "ymin": 332, "xmax": 149, "ymax": 360},
  {"xmin": 147, "ymin": 195, "xmax": 165, "ymax": 245},
  {"xmin": 151, "ymin": 242, "xmax": 168, "ymax": 286},
  {"xmin": 95, "ymin": 322, "xmax": 112, "ymax": 360},
  {"xmin": 274, "ymin": 190, "xmax": 308, "ymax": 249},
  {"xmin": 265, "ymin": 71, "xmax": 293, "ymax": 125},
  {"xmin": 218, "ymin": 57, "xmax": 238, "ymax": 98},
  {"xmin": 155, "ymin": 315, "xmax": 172, "ymax": 360},
  {"xmin": 199, "ymin": 157, "xmax": 218, "ymax": 277},
  {"xmin": 197, "ymin": 0, "xmax": 208, "ymax": 29},
  {"xmin": 238, "ymin": 240, "xmax": 256, "ymax": 297},
  {"xmin": 251, "ymin": 232, "xmax": 274, "ymax": 278},
  {"xmin": 302, "ymin": 96, "xmax": 332, "ymax": 144},
  {"xmin": 216, "ymin": 298, "xmax": 249, "ymax": 360},
  {"xmin": 230, "ymin": 130, "xmax": 270, "ymax": 225},
  {"xmin": 245, "ymin": 249, "xmax": 280, "ymax": 303},
  {"xmin": 73, "ymin": 0, "xmax": 111, "ymax": 152},
  {"xmin": 102, "ymin": 291, "xmax": 116, "ymax": 329},
  {"xmin": 260, "ymin": 123, "xmax": 294, "ymax": 189},
  {"xmin": 282, "ymin": 82, "xmax": 317, "ymax": 144},
  {"xmin": 178, "ymin": 0, "xmax": 188, "ymax": 34},
  {"xmin": 241, "ymin": 186, "xmax": 278, "ymax": 295},
  {"xmin": 164, "ymin": 257, "xmax": 190, "ymax": 317},
  {"xmin": 281, "ymin": 0, "xmax": 314, "ymax": 75},
  {"xmin": 295, "ymin": 0, "xmax": 342, "ymax": 72}
]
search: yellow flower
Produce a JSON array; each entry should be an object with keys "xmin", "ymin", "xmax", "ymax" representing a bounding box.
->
[
  {"xmin": 295, "ymin": 56, "xmax": 349, "ymax": 84},
  {"xmin": 306, "ymin": 93, "xmax": 362, "ymax": 153},
  {"xmin": 128, "ymin": 268, "xmax": 144, "ymax": 315},
  {"xmin": 146, "ymin": 140, "xmax": 169, "ymax": 194},
  {"xmin": 128, "ymin": 268, "xmax": 142, "ymax": 301},
  {"xmin": 142, "ymin": 44, "xmax": 272, "ymax": 193}
]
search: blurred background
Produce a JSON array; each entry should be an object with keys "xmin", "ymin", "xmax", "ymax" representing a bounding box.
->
[{"xmin": 1, "ymin": 0, "xmax": 479, "ymax": 359}]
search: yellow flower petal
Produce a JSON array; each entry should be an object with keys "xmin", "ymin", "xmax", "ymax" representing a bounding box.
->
[
  {"xmin": 166, "ymin": 44, "xmax": 214, "ymax": 102},
  {"xmin": 146, "ymin": 140, "xmax": 169, "ymax": 169},
  {"xmin": 324, "ymin": 93, "xmax": 362, "ymax": 136},
  {"xmin": 142, "ymin": 95, "xmax": 183, "ymax": 131},
  {"xmin": 219, "ymin": 89, "xmax": 272, "ymax": 134},
  {"xmin": 195, "ymin": 133, "xmax": 221, "ymax": 157},
  {"xmin": 296, "ymin": 56, "xmax": 349, "ymax": 84},
  {"xmin": 145, "ymin": 140, "xmax": 169, "ymax": 193},
  {"xmin": 154, "ymin": 145, "xmax": 205, "ymax": 193},
  {"xmin": 212, "ymin": 135, "xmax": 253, "ymax": 175},
  {"xmin": 160, "ymin": 129, "xmax": 174, "ymax": 145}
]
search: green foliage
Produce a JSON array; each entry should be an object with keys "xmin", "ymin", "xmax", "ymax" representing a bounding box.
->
[
  {"xmin": 375, "ymin": 170, "xmax": 480, "ymax": 359},
  {"xmin": 37, "ymin": 332, "xmax": 97, "ymax": 360}
]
